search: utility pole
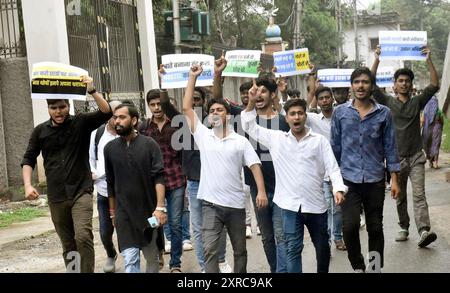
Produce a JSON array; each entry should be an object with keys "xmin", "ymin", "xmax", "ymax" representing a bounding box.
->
[
  {"xmin": 172, "ymin": 0, "xmax": 182, "ymax": 101},
  {"xmin": 293, "ymin": 0, "xmax": 303, "ymax": 89},
  {"xmin": 293, "ymin": 0, "xmax": 303, "ymax": 50},
  {"xmin": 172, "ymin": 0, "xmax": 181, "ymax": 54},
  {"xmin": 336, "ymin": 0, "xmax": 343, "ymax": 68},
  {"xmin": 353, "ymin": 0, "xmax": 360, "ymax": 67}
]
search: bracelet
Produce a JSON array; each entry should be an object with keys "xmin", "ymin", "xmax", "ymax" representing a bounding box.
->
[{"xmin": 88, "ymin": 88, "xmax": 97, "ymax": 95}]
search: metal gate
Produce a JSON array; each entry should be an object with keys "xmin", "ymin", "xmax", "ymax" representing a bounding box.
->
[{"xmin": 65, "ymin": 0, "xmax": 145, "ymax": 117}]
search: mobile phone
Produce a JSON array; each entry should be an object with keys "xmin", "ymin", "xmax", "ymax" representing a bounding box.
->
[{"xmin": 148, "ymin": 216, "xmax": 160, "ymax": 228}]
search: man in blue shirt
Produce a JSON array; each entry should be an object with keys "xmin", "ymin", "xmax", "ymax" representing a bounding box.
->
[{"xmin": 331, "ymin": 67, "xmax": 401, "ymax": 273}]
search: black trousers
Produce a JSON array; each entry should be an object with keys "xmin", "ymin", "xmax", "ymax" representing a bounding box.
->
[{"xmin": 342, "ymin": 180, "xmax": 385, "ymax": 271}]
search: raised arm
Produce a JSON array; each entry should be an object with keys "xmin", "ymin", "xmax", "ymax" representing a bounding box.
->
[
  {"xmin": 159, "ymin": 64, "xmax": 180, "ymax": 120},
  {"xmin": 425, "ymin": 47, "xmax": 439, "ymax": 89},
  {"xmin": 241, "ymin": 80, "xmax": 277, "ymax": 148},
  {"xmin": 81, "ymin": 76, "xmax": 110, "ymax": 114},
  {"xmin": 371, "ymin": 45, "xmax": 381, "ymax": 78},
  {"xmin": 183, "ymin": 65, "xmax": 203, "ymax": 133},
  {"xmin": 212, "ymin": 51, "xmax": 227, "ymax": 100},
  {"xmin": 307, "ymin": 64, "xmax": 317, "ymax": 109}
]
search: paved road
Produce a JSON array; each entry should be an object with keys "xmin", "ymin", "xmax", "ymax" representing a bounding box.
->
[{"xmin": 1, "ymin": 153, "xmax": 449, "ymax": 273}]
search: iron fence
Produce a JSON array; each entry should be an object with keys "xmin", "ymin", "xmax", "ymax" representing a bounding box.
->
[
  {"xmin": 65, "ymin": 0, "xmax": 144, "ymax": 115},
  {"xmin": 0, "ymin": 0, "xmax": 26, "ymax": 58}
]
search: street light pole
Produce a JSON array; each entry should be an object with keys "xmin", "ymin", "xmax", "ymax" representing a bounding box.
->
[
  {"xmin": 172, "ymin": 0, "xmax": 181, "ymax": 54},
  {"xmin": 353, "ymin": 0, "xmax": 360, "ymax": 67}
]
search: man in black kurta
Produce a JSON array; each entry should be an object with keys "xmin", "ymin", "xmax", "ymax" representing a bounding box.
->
[{"xmin": 104, "ymin": 102, "xmax": 167, "ymax": 273}]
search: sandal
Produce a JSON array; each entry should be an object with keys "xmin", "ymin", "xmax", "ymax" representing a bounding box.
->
[
  {"xmin": 170, "ymin": 267, "xmax": 183, "ymax": 273},
  {"xmin": 335, "ymin": 240, "xmax": 347, "ymax": 251}
]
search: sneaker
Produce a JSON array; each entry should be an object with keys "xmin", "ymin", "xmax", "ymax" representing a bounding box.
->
[
  {"xmin": 103, "ymin": 254, "xmax": 117, "ymax": 273},
  {"xmin": 418, "ymin": 230, "xmax": 437, "ymax": 248},
  {"xmin": 335, "ymin": 239, "xmax": 347, "ymax": 251},
  {"xmin": 219, "ymin": 261, "xmax": 232, "ymax": 273},
  {"xmin": 164, "ymin": 241, "xmax": 171, "ymax": 254},
  {"xmin": 395, "ymin": 229, "xmax": 409, "ymax": 242},
  {"xmin": 246, "ymin": 225, "xmax": 252, "ymax": 239},
  {"xmin": 256, "ymin": 226, "xmax": 261, "ymax": 236},
  {"xmin": 354, "ymin": 269, "xmax": 365, "ymax": 273},
  {"xmin": 183, "ymin": 240, "xmax": 194, "ymax": 251}
]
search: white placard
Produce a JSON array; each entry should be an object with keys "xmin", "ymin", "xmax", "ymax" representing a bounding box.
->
[
  {"xmin": 379, "ymin": 31, "xmax": 427, "ymax": 61},
  {"xmin": 161, "ymin": 54, "xmax": 215, "ymax": 89}
]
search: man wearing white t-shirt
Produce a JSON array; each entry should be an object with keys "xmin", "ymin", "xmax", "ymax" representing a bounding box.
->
[
  {"xmin": 89, "ymin": 101, "xmax": 121, "ymax": 273},
  {"xmin": 182, "ymin": 65, "xmax": 268, "ymax": 273},
  {"xmin": 241, "ymin": 83, "xmax": 347, "ymax": 273}
]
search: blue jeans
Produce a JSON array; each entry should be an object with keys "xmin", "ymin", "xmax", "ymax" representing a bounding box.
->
[
  {"xmin": 121, "ymin": 230, "xmax": 159, "ymax": 273},
  {"xmin": 250, "ymin": 187, "xmax": 287, "ymax": 273},
  {"xmin": 164, "ymin": 203, "xmax": 191, "ymax": 242},
  {"xmin": 282, "ymin": 209, "xmax": 330, "ymax": 273},
  {"xmin": 165, "ymin": 185, "xmax": 185, "ymax": 269},
  {"xmin": 97, "ymin": 194, "xmax": 117, "ymax": 258},
  {"xmin": 187, "ymin": 180, "xmax": 227, "ymax": 271},
  {"xmin": 324, "ymin": 181, "xmax": 343, "ymax": 243}
]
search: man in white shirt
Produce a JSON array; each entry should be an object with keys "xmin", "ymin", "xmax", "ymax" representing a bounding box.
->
[
  {"xmin": 307, "ymin": 86, "xmax": 346, "ymax": 251},
  {"xmin": 89, "ymin": 101, "xmax": 121, "ymax": 273},
  {"xmin": 241, "ymin": 83, "xmax": 347, "ymax": 273},
  {"xmin": 183, "ymin": 65, "xmax": 268, "ymax": 273}
]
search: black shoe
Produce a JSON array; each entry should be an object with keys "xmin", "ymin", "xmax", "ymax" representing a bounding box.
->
[{"xmin": 418, "ymin": 231, "xmax": 437, "ymax": 248}]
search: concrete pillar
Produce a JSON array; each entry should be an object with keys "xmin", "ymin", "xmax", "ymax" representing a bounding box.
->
[
  {"xmin": 0, "ymin": 91, "xmax": 8, "ymax": 193},
  {"xmin": 136, "ymin": 0, "xmax": 159, "ymax": 118},
  {"xmin": 21, "ymin": 0, "xmax": 71, "ymax": 183},
  {"xmin": 439, "ymin": 33, "xmax": 450, "ymax": 118},
  {"xmin": 0, "ymin": 58, "xmax": 34, "ymax": 186}
]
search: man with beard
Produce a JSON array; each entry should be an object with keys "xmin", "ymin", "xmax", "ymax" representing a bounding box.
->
[
  {"xmin": 139, "ymin": 89, "xmax": 185, "ymax": 273},
  {"xmin": 89, "ymin": 101, "xmax": 122, "ymax": 273},
  {"xmin": 331, "ymin": 67, "xmax": 400, "ymax": 273},
  {"xmin": 184, "ymin": 65, "xmax": 268, "ymax": 273},
  {"xmin": 371, "ymin": 46, "xmax": 439, "ymax": 247},
  {"xmin": 104, "ymin": 101, "xmax": 167, "ymax": 273},
  {"xmin": 22, "ymin": 76, "xmax": 111, "ymax": 273},
  {"xmin": 242, "ymin": 84, "xmax": 347, "ymax": 273}
]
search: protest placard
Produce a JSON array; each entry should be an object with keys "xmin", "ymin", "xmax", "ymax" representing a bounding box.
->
[
  {"xmin": 317, "ymin": 69, "xmax": 353, "ymax": 88},
  {"xmin": 376, "ymin": 67, "xmax": 395, "ymax": 88},
  {"xmin": 31, "ymin": 62, "xmax": 89, "ymax": 100},
  {"xmin": 222, "ymin": 50, "xmax": 261, "ymax": 78},
  {"xmin": 379, "ymin": 31, "xmax": 427, "ymax": 61},
  {"xmin": 317, "ymin": 68, "xmax": 395, "ymax": 88},
  {"xmin": 161, "ymin": 54, "xmax": 214, "ymax": 89},
  {"xmin": 273, "ymin": 48, "xmax": 311, "ymax": 77}
]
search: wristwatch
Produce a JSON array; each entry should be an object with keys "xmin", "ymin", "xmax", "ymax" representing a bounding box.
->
[{"xmin": 156, "ymin": 207, "xmax": 167, "ymax": 213}]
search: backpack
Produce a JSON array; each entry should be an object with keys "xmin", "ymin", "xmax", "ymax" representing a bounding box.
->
[{"xmin": 94, "ymin": 124, "xmax": 106, "ymax": 161}]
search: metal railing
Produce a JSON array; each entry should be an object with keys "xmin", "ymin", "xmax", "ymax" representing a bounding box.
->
[
  {"xmin": 65, "ymin": 0, "xmax": 144, "ymax": 115},
  {"xmin": 0, "ymin": 0, "xmax": 25, "ymax": 58}
]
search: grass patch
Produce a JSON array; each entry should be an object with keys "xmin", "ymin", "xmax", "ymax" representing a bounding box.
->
[
  {"xmin": 0, "ymin": 208, "xmax": 47, "ymax": 229},
  {"xmin": 443, "ymin": 116, "xmax": 450, "ymax": 153}
]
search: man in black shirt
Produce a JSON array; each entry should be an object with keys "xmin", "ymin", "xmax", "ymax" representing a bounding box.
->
[
  {"xmin": 105, "ymin": 102, "xmax": 167, "ymax": 273},
  {"xmin": 21, "ymin": 76, "xmax": 111, "ymax": 273},
  {"xmin": 371, "ymin": 46, "xmax": 439, "ymax": 248}
]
